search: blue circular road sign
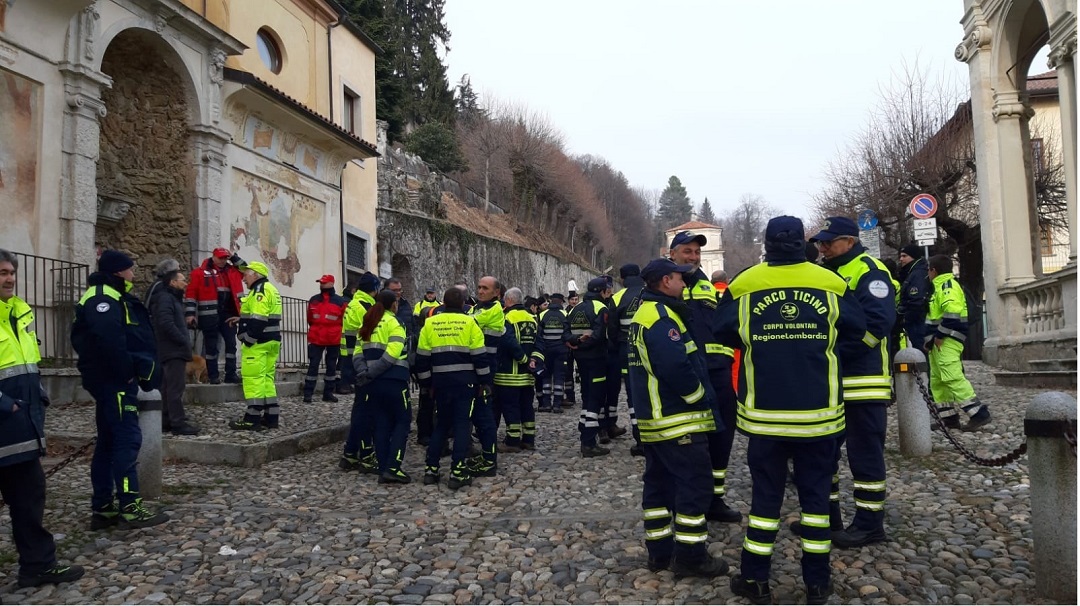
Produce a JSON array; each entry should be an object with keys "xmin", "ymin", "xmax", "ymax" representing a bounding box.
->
[{"xmin": 857, "ymin": 209, "xmax": 879, "ymax": 230}]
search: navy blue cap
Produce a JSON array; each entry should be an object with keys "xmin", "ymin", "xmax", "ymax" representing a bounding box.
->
[
  {"xmin": 549, "ymin": 292, "xmax": 565, "ymax": 301},
  {"xmin": 357, "ymin": 272, "xmax": 381, "ymax": 292},
  {"xmin": 587, "ymin": 276, "xmax": 613, "ymax": 292},
  {"xmin": 640, "ymin": 258, "xmax": 694, "ymax": 283},
  {"xmin": 98, "ymin": 250, "xmax": 134, "ymax": 274},
  {"xmin": 809, "ymin": 217, "xmax": 860, "ymax": 242},
  {"xmin": 619, "ymin": 263, "xmax": 640, "ymax": 279},
  {"xmin": 669, "ymin": 230, "xmax": 707, "ymax": 249}
]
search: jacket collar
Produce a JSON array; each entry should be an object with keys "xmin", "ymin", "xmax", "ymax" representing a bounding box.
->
[{"xmin": 822, "ymin": 242, "xmax": 867, "ymax": 270}]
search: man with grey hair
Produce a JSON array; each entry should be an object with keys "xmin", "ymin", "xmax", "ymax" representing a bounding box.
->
[{"xmin": 494, "ymin": 287, "xmax": 543, "ymax": 452}]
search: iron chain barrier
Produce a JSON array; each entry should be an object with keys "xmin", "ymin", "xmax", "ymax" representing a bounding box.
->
[
  {"xmin": 0, "ymin": 436, "xmax": 97, "ymax": 510},
  {"xmin": 912, "ymin": 370, "xmax": 1029, "ymax": 467}
]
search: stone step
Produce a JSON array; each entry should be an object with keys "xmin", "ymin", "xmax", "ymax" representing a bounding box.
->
[
  {"xmin": 50, "ymin": 423, "xmax": 349, "ymax": 468},
  {"xmin": 185, "ymin": 381, "xmax": 301, "ymax": 405},
  {"xmin": 993, "ymin": 370, "xmax": 1077, "ymax": 390},
  {"xmin": 42, "ymin": 368, "xmax": 309, "ymax": 405},
  {"xmin": 1028, "ymin": 358, "xmax": 1078, "ymax": 372}
]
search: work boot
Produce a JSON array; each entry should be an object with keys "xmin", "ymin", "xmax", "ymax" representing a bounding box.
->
[
  {"xmin": 228, "ymin": 419, "xmax": 264, "ymax": 431},
  {"xmin": 322, "ymin": 393, "xmax": 339, "ymax": 403},
  {"xmin": 170, "ymin": 422, "xmax": 200, "ymax": 436},
  {"xmin": 537, "ymin": 405, "xmax": 551, "ymax": 413},
  {"xmin": 551, "ymin": 406, "xmax": 563, "ymax": 414},
  {"xmin": 607, "ymin": 425, "xmax": 628, "ymax": 439},
  {"xmin": 378, "ymin": 469, "xmax": 412, "ymax": 484},
  {"xmin": 520, "ymin": 442, "xmax": 536, "ymax": 451},
  {"xmin": 423, "ymin": 466, "xmax": 440, "ymax": 485},
  {"xmin": 447, "ymin": 471, "xmax": 472, "ymax": 490},
  {"xmin": 119, "ymin": 499, "xmax": 169, "ymax": 529},
  {"xmin": 670, "ymin": 554, "xmax": 729, "ymax": 578},
  {"xmin": 358, "ymin": 454, "xmax": 378, "ymax": 475},
  {"xmin": 262, "ymin": 417, "xmax": 279, "ymax": 430},
  {"xmin": 961, "ymin": 409, "xmax": 991, "ymax": 432},
  {"xmin": 224, "ymin": 374, "xmax": 241, "ymax": 384},
  {"xmin": 581, "ymin": 445, "xmax": 611, "ymax": 458},
  {"xmin": 498, "ymin": 443, "xmax": 522, "ymax": 454},
  {"xmin": 468, "ymin": 458, "xmax": 497, "ymax": 477},
  {"xmin": 831, "ymin": 524, "xmax": 887, "ymax": 549},
  {"xmin": 302, "ymin": 395, "xmax": 314, "ymax": 403},
  {"xmin": 339, "ymin": 455, "xmax": 360, "ymax": 471},
  {"xmin": 705, "ymin": 497, "xmax": 742, "ymax": 523},
  {"xmin": 17, "ymin": 564, "xmax": 85, "ymax": 588},
  {"xmin": 646, "ymin": 555, "xmax": 670, "ymax": 572},
  {"xmin": 931, "ymin": 409, "xmax": 961, "ymax": 431},
  {"xmin": 336, "ymin": 384, "xmax": 354, "ymax": 395},
  {"xmin": 209, "ymin": 377, "xmax": 223, "ymax": 385},
  {"xmin": 730, "ymin": 574, "xmax": 772, "ymax": 605},
  {"xmin": 599, "ymin": 430, "xmax": 611, "ymax": 445},
  {"xmin": 806, "ymin": 580, "xmax": 835, "ymax": 605},
  {"xmin": 90, "ymin": 503, "xmax": 120, "ymax": 531}
]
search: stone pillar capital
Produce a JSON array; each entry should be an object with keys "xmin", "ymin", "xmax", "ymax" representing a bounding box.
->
[
  {"xmin": 955, "ymin": 24, "xmax": 992, "ymax": 63},
  {"xmin": 992, "ymin": 91, "xmax": 1034, "ymax": 123},
  {"xmin": 1048, "ymin": 37, "xmax": 1077, "ymax": 69}
]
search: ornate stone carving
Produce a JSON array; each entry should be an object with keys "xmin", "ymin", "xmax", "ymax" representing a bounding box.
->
[
  {"xmin": 97, "ymin": 193, "xmax": 135, "ymax": 227},
  {"xmin": 209, "ymin": 48, "xmax": 226, "ymax": 84},
  {"xmin": 992, "ymin": 93, "xmax": 1034, "ymax": 122},
  {"xmin": 955, "ymin": 24, "xmax": 992, "ymax": 63},
  {"xmin": 0, "ymin": 40, "xmax": 18, "ymax": 65},
  {"xmin": 154, "ymin": 13, "xmax": 168, "ymax": 33},
  {"xmin": 1048, "ymin": 37, "xmax": 1077, "ymax": 69},
  {"xmin": 81, "ymin": 5, "xmax": 100, "ymax": 62},
  {"xmin": 65, "ymin": 91, "xmax": 107, "ymax": 118}
]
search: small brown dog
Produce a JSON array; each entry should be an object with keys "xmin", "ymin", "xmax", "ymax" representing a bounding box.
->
[{"xmin": 186, "ymin": 355, "xmax": 209, "ymax": 384}]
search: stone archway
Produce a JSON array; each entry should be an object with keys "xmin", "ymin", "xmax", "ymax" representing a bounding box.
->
[
  {"xmin": 95, "ymin": 29, "xmax": 196, "ymax": 283},
  {"xmin": 391, "ymin": 253, "xmax": 416, "ymax": 301}
]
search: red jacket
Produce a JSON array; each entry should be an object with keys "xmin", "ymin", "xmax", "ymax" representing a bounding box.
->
[
  {"xmin": 307, "ymin": 289, "xmax": 348, "ymax": 346},
  {"xmin": 184, "ymin": 258, "xmax": 244, "ymax": 326}
]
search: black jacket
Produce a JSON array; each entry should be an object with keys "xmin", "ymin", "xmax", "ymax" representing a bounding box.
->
[
  {"xmin": 71, "ymin": 272, "xmax": 160, "ymax": 391},
  {"xmin": 150, "ymin": 283, "xmax": 192, "ymax": 363}
]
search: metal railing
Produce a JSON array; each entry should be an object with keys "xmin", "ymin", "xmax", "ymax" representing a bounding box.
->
[
  {"xmin": 278, "ymin": 295, "xmax": 309, "ymax": 368},
  {"xmin": 11, "ymin": 252, "xmax": 89, "ymax": 366}
]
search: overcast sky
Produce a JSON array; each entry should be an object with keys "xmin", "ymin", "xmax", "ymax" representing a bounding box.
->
[{"xmin": 442, "ymin": 1, "xmax": 980, "ymax": 221}]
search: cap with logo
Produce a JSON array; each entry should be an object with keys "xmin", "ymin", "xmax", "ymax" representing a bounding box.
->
[
  {"xmin": 587, "ymin": 276, "xmax": 613, "ymax": 292},
  {"xmin": 316, "ymin": 274, "xmax": 335, "ymax": 285},
  {"xmin": 809, "ymin": 217, "xmax": 860, "ymax": 243},
  {"xmin": 213, "ymin": 247, "xmax": 231, "ymax": 258},
  {"xmin": 640, "ymin": 258, "xmax": 694, "ymax": 283},
  {"xmin": 669, "ymin": 230, "xmax": 707, "ymax": 249}
]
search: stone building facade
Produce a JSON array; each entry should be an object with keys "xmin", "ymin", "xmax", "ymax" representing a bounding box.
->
[
  {"xmin": 956, "ymin": 0, "xmax": 1077, "ymax": 369},
  {"xmin": 0, "ymin": 0, "xmax": 380, "ymax": 296}
]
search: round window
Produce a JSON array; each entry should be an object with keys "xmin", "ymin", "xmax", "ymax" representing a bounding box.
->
[{"xmin": 256, "ymin": 28, "xmax": 282, "ymax": 74}]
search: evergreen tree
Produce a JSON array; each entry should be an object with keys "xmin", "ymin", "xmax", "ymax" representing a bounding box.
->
[
  {"xmin": 404, "ymin": 121, "xmax": 468, "ymax": 173},
  {"xmin": 698, "ymin": 197, "xmax": 716, "ymax": 224},
  {"xmin": 456, "ymin": 74, "xmax": 484, "ymax": 125},
  {"xmin": 657, "ymin": 176, "xmax": 693, "ymax": 229},
  {"xmin": 340, "ymin": 0, "xmax": 457, "ymax": 142}
]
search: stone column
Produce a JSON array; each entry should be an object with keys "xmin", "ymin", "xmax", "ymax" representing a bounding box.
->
[
  {"xmin": 992, "ymin": 90, "xmax": 1038, "ymax": 285},
  {"xmin": 189, "ymin": 125, "xmax": 231, "ymax": 260},
  {"xmin": 893, "ymin": 348, "xmax": 933, "ymax": 457},
  {"xmin": 1048, "ymin": 36, "xmax": 1077, "ymax": 263},
  {"xmin": 58, "ymin": 67, "xmax": 109, "ymax": 268}
]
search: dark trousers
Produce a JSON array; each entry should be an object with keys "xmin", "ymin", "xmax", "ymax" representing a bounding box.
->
[
  {"xmin": 159, "ymin": 359, "xmax": 189, "ymax": 428},
  {"xmin": 641, "ymin": 434, "xmax": 713, "ymax": 564},
  {"xmin": 416, "ymin": 386, "xmax": 436, "ymax": 444},
  {"xmin": 576, "ymin": 356, "xmax": 607, "ymax": 447},
  {"xmin": 0, "ymin": 459, "xmax": 56, "ymax": 577},
  {"xmin": 835, "ymin": 404, "xmax": 888, "ymax": 530},
  {"xmin": 619, "ymin": 343, "xmax": 640, "ymax": 443},
  {"xmin": 472, "ymin": 390, "xmax": 498, "ymax": 465},
  {"xmin": 201, "ymin": 321, "xmax": 238, "ymax": 381},
  {"xmin": 89, "ymin": 381, "xmax": 142, "ymax": 510},
  {"xmin": 339, "ymin": 337, "xmax": 357, "ymax": 390},
  {"xmin": 564, "ymin": 354, "xmax": 577, "ymax": 402},
  {"xmin": 370, "ymin": 379, "xmax": 411, "ymax": 474},
  {"xmin": 304, "ymin": 344, "xmax": 340, "ymax": 398},
  {"xmin": 743, "ymin": 437, "xmax": 836, "ymax": 588},
  {"xmin": 498, "ymin": 385, "xmax": 536, "ymax": 446},
  {"xmin": 601, "ymin": 350, "xmax": 622, "ymax": 430},
  {"xmin": 425, "ymin": 384, "xmax": 474, "ymax": 472},
  {"xmin": 706, "ymin": 366, "xmax": 737, "ymax": 500},
  {"xmin": 537, "ymin": 347, "xmax": 566, "ymax": 409},
  {"xmin": 343, "ymin": 384, "xmax": 374, "ymax": 459}
]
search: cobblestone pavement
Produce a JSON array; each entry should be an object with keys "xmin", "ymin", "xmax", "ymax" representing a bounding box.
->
[{"xmin": 3, "ymin": 362, "xmax": 1073, "ymax": 604}]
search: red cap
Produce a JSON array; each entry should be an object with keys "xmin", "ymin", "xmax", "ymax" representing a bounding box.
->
[
  {"xmin": 213, "ymin": 247, "xmax": 230, "ymax": 258},
  {"xmin": 316, "ymin": 274, "xmax": 336, "ymax": 284}
]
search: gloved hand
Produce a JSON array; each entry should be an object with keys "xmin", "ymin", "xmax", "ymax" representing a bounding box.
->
[{"xmin": 229, "ymin": 254, "xmax": 244, "ymax": 266}]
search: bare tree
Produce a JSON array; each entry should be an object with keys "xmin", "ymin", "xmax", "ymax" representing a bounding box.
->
[{"xmin": 720, "ymin": 194, "xmax": 778, "ymax": 274}]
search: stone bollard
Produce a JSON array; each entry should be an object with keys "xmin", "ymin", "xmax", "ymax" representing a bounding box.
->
[
  {"xmin": 135, "ymin": 388, "xmax": 163, "ymax": 500},
  {"xmin": 893, "ymin": 348, "xmax": 933, "ymax": 457},
  {"xmin": 1025, "ymin": 392, "xmax": 1077, "ymax": 603}
]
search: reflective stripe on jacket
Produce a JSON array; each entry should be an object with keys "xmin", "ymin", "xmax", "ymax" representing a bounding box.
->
[
  {"xmin": 0, "ymin": 296, "xmax": 47, "ymax": 466},
  {"xmin": 681, "ymin": 271, "xmax": 735, "ymax": 366},
  {"xmin": 357, "ymin": 312, "xmax": 410, "ymax": 383},
  {"xmin": 307, "ymin": 290, "xmax": 347, "ymax": 346},
  {"xmin": 238, "ymin": 278, "xmax": 282, "ymax": 345},
  {"xmin": 415, "ymin": 311, "xmax": 489, "ymax": 388},
  {"xmin": 494, "ymin": 306, "xmax": 544, "ymax": 387},
  {"xmin": 628, "ymin": 293, "xmax": 716, "ymax": 443},
  {"xmin": 716, "ymin": 261, "xmax": 867, "ymax": 441},
  {"xmin": 925, "ymin": 273, "xmax": 969, "ymax": 343}
]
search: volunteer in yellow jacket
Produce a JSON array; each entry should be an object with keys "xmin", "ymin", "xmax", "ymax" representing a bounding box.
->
[
  {"xmin": 355, "ymin": 290, "xmax": 412, "ymax": 484},
  {"xmin": 229, "ymin": 261, "xmax": 282, "ymax": 431},
  {"xmin": 924, "ymin": 254, "xmax": 990, "ymax": 431}
]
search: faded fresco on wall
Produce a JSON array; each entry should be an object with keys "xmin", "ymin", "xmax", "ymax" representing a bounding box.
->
[
  {"xmin": 0, "ymin": 68, "xmax": 40, "ymax": 254},
  {"xmin": 230, "ymin": 170, "xmax": 323, "ymax": 287},
  {"xmin": 243, "ymin": 115, "xmax": 325, "ymax": 180}
]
